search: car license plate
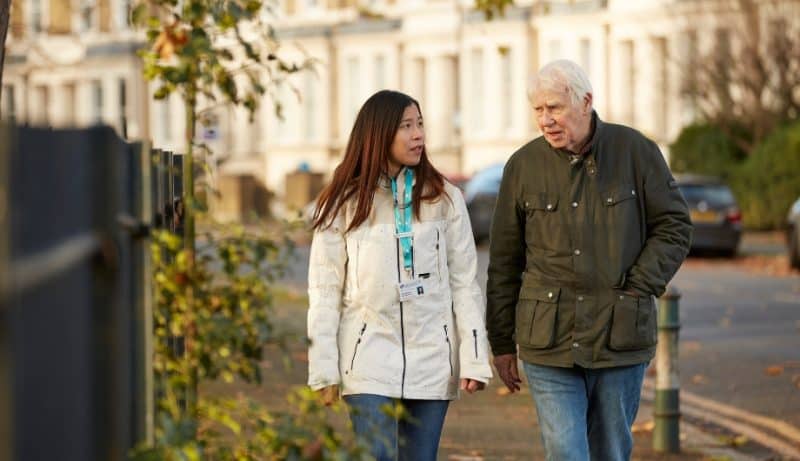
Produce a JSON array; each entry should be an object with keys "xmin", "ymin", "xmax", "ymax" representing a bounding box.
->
[{"xmin": 690, "ymin": 210, "xmax": 721, "ymax": 223}]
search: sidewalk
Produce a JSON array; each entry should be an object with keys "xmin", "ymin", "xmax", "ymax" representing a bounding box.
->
[
  {"xmin": 438, "ymin": 372, "xmax": 758, "ymax": 461},
  {"xmin": 252, "ymin": 292, "xmax": 765, "ymax": 461}
]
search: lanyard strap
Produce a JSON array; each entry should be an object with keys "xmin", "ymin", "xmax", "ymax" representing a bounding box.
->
[{"xmin": 391, "ymin": 169, "xmax": 414, "ymax": 273}]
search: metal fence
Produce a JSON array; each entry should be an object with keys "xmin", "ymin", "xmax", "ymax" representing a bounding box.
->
[{"xmin": 0, "ymin": 124, "xmax": 182, "ymax": 461}]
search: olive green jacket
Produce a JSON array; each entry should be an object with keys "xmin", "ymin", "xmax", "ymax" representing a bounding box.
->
[{"xmin": 486, "ymin": 114, "xmax": 692, "ymax": 368}]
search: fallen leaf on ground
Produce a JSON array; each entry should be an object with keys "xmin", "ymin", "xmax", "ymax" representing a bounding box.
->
[
  {"xmin": 682, "ymin": 340, "xmax": 703, "ymax": 353},
  {"xmin": 496, "ymin": 387, "xmax": 511, "ymax": 396},
  {"xmin": 448, "ymin": 456, "xmax": 483, "ymax": 461},
  {"xmin": 764, "ymin": 365, "xmax": 784, "ymax": 376},
  {"xmin": 292, "ymin": 351, "xmax": 309, "ymax": 362},
  {"xmin": 631, "ymin": 420, "xmax": 654, "ymax": 433},
  {"xmin": 691, "ymin": 374, "xmax": 709, "ymax": 385}
]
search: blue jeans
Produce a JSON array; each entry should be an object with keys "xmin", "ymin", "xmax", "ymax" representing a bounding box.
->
[
  {"xmin": 343, "ymin": 394, "xmax": 449, "ymax": 461},
  {"xmin": 522, "ymin": 362, "xmax": 647, "ymax": 461}
]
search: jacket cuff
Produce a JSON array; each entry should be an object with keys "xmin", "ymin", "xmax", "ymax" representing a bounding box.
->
[{"xmin": 490, "ymin": 341, "xmax": 517, "ymax": 357}]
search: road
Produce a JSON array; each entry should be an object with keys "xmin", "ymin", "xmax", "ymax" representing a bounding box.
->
[{"xmin": 281, "ymin": 242, "xmax": 800, "ymax": 435}]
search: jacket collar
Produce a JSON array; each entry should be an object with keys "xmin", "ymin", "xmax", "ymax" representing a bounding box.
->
[{"xmin": 378, "ymin": 166, "xmax": 416, "ymax": 191}]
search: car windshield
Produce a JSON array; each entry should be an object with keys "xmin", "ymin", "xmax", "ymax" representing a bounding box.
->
[
  {"xmin": 679, "ymin": 184, "xmax": 736, "ymax": 206},
  {"xmin": 464, "ymin": 164, "xmax": 504, "ymax": 203}
]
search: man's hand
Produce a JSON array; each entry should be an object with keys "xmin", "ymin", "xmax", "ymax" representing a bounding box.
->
[
  {"xmin": 317, "ymin": 385, "xmax": 339, "ymax": 406},
  {"xmin": 493, "ymin": 354, "xmax": 522, "ymax": 393},
  {"xmin": 460, "ymin": 378, "xmax": 486, "ymax": 394}
]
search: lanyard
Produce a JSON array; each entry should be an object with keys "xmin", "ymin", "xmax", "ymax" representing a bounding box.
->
[{"xmin": 390, "ymin": 168, "xmax": 414, "ymax": 273}]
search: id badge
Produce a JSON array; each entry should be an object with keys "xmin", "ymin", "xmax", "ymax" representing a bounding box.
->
[{"xmin": 398, "ymin": 278, "xmax": 425, "ymax": 302}]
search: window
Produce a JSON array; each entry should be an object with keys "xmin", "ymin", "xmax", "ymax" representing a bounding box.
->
[
  {"xmin": 548, "ymin": 38, "xmax": 562, "ymax": 61},
  {"xmin": 31, "ymin": 0, "xmax": 44, "ymax": 33},
  {"xmin": 117, "ymin": 0, "xmax": 132, "ymax": 28},
  {"xmin": 119, "ymin": 78, "xmax": 128, "ymax": 137},
  {"xmin": 346, "ymin": 56, "xmax": 360, "ymax": 129},
  {"xmin": 161, "ymin": 97, "xmax": 172, "ymax": 141},
  {"xmin": 34, "ymin": 86, "xmax": 50, "ymax": 126},
  {"xmin": 92, "ymin": 80, "xmax": 103, "ymax": 124},
  {"xmin": 580, "ymin": 38, "xmax": 592, "ymax": 78},
  {"xmin": 680, "ymin": 29, "xmax": 698, "ymax": 123},
  {"xmin": 2, "ymin": 85, "xmax": 16, "ymax": 122},
  {"xmin": 304, "ymin": 72, "xmax": 315, "ymax": 141},
  {"xmin": 447, "ymin": 56, "xmax": 460, "ymax": 135},
  {"xmin": 81, "ymin": 0, "xmax": 97, "ymax": 31},
  {"xmin": 411, "ymin": 57, "xmax": 425, "ymax": 110},
  {"xmin": 374, "ymin": 55, "xmax": 386, "ymax": 91},
  {"xmin": 652, "ymin": 37, "xmax": 668, "ymax": 136},
  {"xmin": 470, "ymin": 48, "xmax": 483, "ymax": 131},
  {"xmin": 620, "ymin": 40, "xmax": 635, "ymax": 126},
  {"xmin": 64, "ymin": 83, "xmax": 77, "ymax": 124},
  {"xmin": 500, "ymin": 48, "xmax": 512, "ymax": 130}
]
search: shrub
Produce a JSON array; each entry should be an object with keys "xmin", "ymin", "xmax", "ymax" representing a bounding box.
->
[
  {"xmin": 733, "ymin": 121, "xmax": 800, "ymax": 230},
  {"xmin": 669, "ymin": 123, "xmax": 747, "ymax": 180}
]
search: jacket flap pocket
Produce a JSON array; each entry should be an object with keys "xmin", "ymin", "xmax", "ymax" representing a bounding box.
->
[
  {"xmin": 602, "ymin": 184, "xmax": 638, "ymax": 206},
  {"xmin": 523, "ymin": 194, "xmax": 559, "ymax": 211},
  {"xmin": 519, "ymin": 286, "xmax": 561, "ymax": 302}
]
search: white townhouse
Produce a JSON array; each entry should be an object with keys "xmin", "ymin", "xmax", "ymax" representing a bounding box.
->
[{"xmin": 3, "ymin": 0, "xmax": 797, "ymax": 215}]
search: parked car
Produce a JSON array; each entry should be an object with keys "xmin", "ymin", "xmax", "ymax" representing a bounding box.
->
[
  {"xmin": 675, "ymin": 174, "xmax": 742, "ymax": 256},
  {"xmin": 786, "ymin": 196, "xmax": 800, "ymax": 269},
  {"xmin": 463, "ymin": 164, "xmax": 504, "ymax": 243}
]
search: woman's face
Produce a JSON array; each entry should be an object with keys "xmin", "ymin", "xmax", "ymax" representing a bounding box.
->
[{"xmin": 388, "ymin": 104, "xmax": 425, "ymax": 177}]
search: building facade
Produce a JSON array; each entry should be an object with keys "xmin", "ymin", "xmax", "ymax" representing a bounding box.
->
[{"xmin": 3, "ymin": 0, "xmax": 794, "ymax": 214}]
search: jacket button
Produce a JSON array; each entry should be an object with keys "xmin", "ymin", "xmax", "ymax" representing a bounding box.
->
[
  {"xmin": 573, "ymin": 249, "xmax": 581, "ymax": 256},
  {"xmin": 546, "ymin": 204, "xmax": 553, "ymax": 210},
  {"xmin": 547, "ymin": 292, "xmax": 554, "ymax": 298},
  {"xmin": 577, "ymin": 295, "xmax": 584, "ymax": 301},
  {"xmin": 632, "ymin": 190, "xmax": 636, "ymax": 196},
  {"xmin": 572, "ymin": 342, "xmax": 579, "ymax": 348},
  {"xmin": 607, "ymin": 197, "xmax": 613, "ymax": 203},
  {"xmin": 571, "ymin": 202, "xmax": 578, "ymax": 208},
  {"xmin": 525, "ymin": 201, "xmax": 529, "ymax": 207},
  {"xmin": 619, "ymin": 295, "xmax": 625, "ymax": 300}
]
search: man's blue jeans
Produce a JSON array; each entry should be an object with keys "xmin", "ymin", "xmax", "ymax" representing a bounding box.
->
[
  {"xmin": 522, "ymin": 362, "xmax": 647, "ymax": 461},
  {"xmin": 343, "ymin": 394, "xmax": 449, "ymax": 461}
]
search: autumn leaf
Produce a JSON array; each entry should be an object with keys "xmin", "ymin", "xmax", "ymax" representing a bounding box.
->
[
  {"xmin": 764, "ymin": 365, "xmax": 784, "ymax": 376},
  {"xmin": 631, "ymin": 420, "xmax": 655, "ymax": 433},
  {"xmin": 496, "ymin": 387, "xmax": 511, "ymax": 396}
]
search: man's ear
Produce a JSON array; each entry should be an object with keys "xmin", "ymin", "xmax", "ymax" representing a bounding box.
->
[{"xmin": 583, "ymin": 93, "xmax": 593, "ymax": 115}]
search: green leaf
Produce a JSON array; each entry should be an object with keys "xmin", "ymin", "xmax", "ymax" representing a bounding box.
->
[{"xmin": 131, "ymin": 3, "xmax": 148, "ymax": 26}]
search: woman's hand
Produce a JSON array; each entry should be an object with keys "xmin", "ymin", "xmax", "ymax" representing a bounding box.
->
[
  {"xmin": 317, "ymin": 385, "xmax": 340, "ymax": 406},
  {"xmin": 460, "ymin": 378, "xmax": 486, "ymax": 394}
]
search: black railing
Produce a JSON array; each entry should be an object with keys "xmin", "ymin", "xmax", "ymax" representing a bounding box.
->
[{"xmin": 0, "ymin": 124, "xmax": 182, "ymax": 461}]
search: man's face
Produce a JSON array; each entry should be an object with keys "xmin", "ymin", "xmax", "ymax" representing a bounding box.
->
[{"xmin": 531, "ymin": 85, "xmax": 592, "ymax": 153}]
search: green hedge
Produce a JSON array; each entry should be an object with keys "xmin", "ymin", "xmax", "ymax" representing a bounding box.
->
[
  {"xmin": 669, "ymin": 123, "xmax": 747, "ymax": 180},
  {"xmin": 733, "ymin": 121, "xmax": 800, "ymax": 230},
  {"xmin": 670, "ymin": 122, "xmax": 800, "ymax": 230}
]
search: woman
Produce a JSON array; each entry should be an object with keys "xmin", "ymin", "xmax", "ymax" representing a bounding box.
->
[{"xmin": 307, "ymin": 90, "xmax": 492, "ymax": 461}]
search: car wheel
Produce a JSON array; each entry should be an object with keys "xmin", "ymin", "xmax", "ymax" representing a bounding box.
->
[{"xmin": 790, "ymin": 226, "xmax": 800, "ymax": 270}]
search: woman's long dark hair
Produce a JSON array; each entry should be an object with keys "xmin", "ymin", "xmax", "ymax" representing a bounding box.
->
[{"xmin": 312, "ymin": 90, "xmax": 447, "ymax": 232}]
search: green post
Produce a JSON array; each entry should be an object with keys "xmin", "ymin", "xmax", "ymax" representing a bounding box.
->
[{"xmin": 653, "ymin": 285, "xmax": 681, "ymax": 453}]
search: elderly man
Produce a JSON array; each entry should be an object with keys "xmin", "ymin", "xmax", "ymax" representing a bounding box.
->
[{"xmin": 486, "ymin": 59, "xmax": 692, "ymax": 461}]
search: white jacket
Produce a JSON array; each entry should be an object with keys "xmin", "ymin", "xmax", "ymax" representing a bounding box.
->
[{"xmin": 307, "ymin": 176, "xmax": 493, "ymax": 400}]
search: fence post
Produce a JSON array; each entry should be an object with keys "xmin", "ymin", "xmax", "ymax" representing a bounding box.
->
[
  {"xmin": 653, "ymin": 285, "xmax": 681, "ymax": 453},
  {"xmin": 133, "ymin": 140, "xmax": 155, "ymax": 445},
  {"xmin": 0, "ymin": 122, "xmax": 13, "ymax": 461}
]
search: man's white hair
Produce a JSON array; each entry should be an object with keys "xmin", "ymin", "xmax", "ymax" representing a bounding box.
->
[{"xmin": 528, "ymin": 59, "xmax": 593, "ymax": 108}]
